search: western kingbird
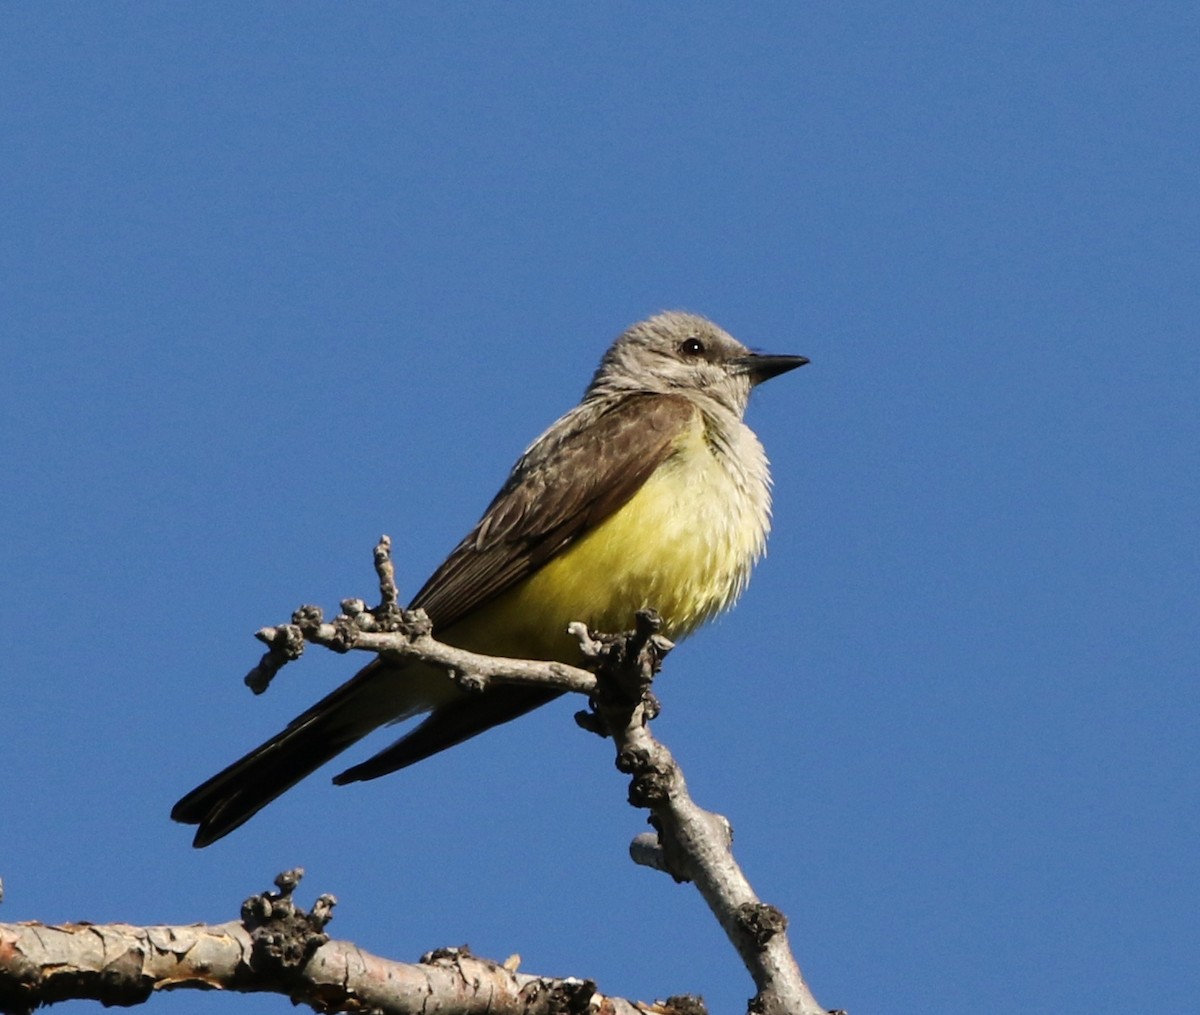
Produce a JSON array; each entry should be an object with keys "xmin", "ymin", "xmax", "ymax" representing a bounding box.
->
[{"xmin": 172, "ymin": 312, "xmax": 807, "ymax": 846}]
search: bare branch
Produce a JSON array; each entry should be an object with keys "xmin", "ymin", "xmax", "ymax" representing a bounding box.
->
[
  {"xmin": 5, "ymin": 538, "xmax": 836, "ymax": 1014},
  {"xmin": 572, "ymin": 610, "xmax": 828, "ymax": 1015},
  {"xmin": 236, "ymin": 539, "xmax": 832, "ymax": 1014},
  {"xmin": 0, "ymin": 872, "xmax": 654, "ymax": 1015},
  {"xmin": 242, "ymin": 537, "xmax": 599, "ymax": 699}
]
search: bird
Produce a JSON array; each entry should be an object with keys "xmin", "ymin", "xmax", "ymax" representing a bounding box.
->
[{"xmin": 172, "ymin": 311, "xmax": 807, "ymax": 846}]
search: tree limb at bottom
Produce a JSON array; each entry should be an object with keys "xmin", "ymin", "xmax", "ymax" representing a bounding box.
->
[{"xmin": 0, "ymin": 915, "xmax": 655, "ymax": 1015}]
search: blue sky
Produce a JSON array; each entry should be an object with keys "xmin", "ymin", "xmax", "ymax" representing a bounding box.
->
[{"xmin": 2, "ymin": 4, "xmax": 1196, "ymax": 1013}]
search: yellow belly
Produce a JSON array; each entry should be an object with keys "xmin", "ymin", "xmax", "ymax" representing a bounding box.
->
[{"xmin": 444, "ymin": 421, "xmax": 770, "ymax": 663}]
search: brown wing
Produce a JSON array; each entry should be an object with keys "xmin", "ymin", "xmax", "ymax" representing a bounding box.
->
[
  {"xmin": 173, "ymin": 394, "xmax": 699, "ymax": 843},
  {"xmin": 410, "ymin": 392, "xmax": 697, "ymax": 630}
]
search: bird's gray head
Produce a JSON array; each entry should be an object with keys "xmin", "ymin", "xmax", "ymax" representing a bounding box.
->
[{"xmin": 586, "ymin": 312, "xmax": 808, "ymax": 417}]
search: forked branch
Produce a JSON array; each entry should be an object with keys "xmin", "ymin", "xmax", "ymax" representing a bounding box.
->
[{"xmin": 0, "ymin": 537, "xmax": 831, "ymax": 1015}]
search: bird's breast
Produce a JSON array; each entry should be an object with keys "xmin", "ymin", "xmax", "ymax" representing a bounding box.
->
[{"xmin": 447, "ymin": 416, "xmax": 772, "ymax": 663}]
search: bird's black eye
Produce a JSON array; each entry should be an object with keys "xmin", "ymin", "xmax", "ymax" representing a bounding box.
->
[{"xmin": 680, "ymin": 337, "xmax": 705, "ymax": 357}]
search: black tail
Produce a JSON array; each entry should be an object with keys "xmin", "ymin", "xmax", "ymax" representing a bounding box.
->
[
  {"xmin": 333, "ymin": 685, "xmax": 562, "ymax": 784},
  {"xmin": 172, "ymin": 659, "xmax": 408, "ymax": 847},
  {"xmin": 172, "ymin": 663, "xmax": 561, "ymax": 846}
]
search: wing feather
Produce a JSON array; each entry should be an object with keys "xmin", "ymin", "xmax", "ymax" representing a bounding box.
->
[{"xmin": 411, "ymin": 392, "xmax": 697, "ymax": 631}]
